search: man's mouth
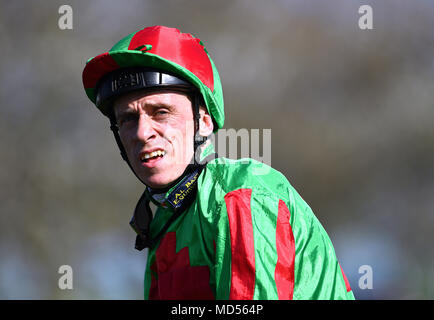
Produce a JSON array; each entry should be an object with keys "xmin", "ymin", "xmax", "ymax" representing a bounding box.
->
[{"xmin": 140, "ymin": 150, "xmax": 166, "ymax": 163}]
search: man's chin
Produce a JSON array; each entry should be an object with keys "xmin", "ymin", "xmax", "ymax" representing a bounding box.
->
[
  {"xmin": 141, "ymin": 172, "xmax": 185, "ymax": 190},
  {"xmin": 135, "ymin": 162, "xmax": 190, "ymax": 189},
  {"xmin": 145, "ymin": 179, "xmax": 172, "ymax": 190}
]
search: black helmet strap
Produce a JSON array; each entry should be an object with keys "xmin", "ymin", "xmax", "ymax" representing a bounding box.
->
[
  {"xmin": 192, "ymin": 91, "xmax": 208, "ymax": 157},
  {"xmin": 109, "ymin": 91, "xmax": 211, "ymax": 251}
]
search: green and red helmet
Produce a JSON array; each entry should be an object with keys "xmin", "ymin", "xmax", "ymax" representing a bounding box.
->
[{"xmin": 82, "ymin": 25, "xmax": 224, "ymax": 132}]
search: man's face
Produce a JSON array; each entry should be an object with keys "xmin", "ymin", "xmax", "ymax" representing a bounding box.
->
[{"xmin": 113, "ymin": 90, "xmax": 195, "ymax": 189}]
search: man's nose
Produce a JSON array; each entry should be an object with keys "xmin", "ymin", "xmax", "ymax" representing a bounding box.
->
[{"xmin": 135, "ymin": 114, "xmax": 157, "ymax": 142}]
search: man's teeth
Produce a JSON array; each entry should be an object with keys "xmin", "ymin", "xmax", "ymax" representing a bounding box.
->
[{"xmin": 142, "ymin": 150, "xmax": 165, "ymax": 161}]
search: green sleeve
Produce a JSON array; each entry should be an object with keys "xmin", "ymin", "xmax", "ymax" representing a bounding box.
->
[
  {"xmin": 203, "ymin": 159, "xmax": 354, "ymax": 300},
  {"xmin": 288, "ymin": 187, "xmax": 355, "ymax": 299}
]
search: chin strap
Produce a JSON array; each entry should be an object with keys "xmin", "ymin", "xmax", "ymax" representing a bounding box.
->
[
  {"xmin": 107, "ymin": 90, "xmax": 212, "ymax": 251},
  {"xmin": 193, "ymin": 91, "xmax": 208, "ymax": 161},
  {"xmin": 129, "ymin": 152, "xmax": 216, "ymax": 250}
]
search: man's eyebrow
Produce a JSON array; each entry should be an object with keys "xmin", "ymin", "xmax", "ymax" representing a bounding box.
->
[
  {"xmin": 115, "ymin": 100, "xmax": 175, "ymax": 118},
  {"xmin": 144, "ymin": 101, "xmax": 174, "ymax": 109}
]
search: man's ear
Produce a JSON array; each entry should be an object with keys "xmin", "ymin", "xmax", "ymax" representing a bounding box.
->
[{"xmin": 198, "ymin": 106, "xmax": 214, "ymax": 137}]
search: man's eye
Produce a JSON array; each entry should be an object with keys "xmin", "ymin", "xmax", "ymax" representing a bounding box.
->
[{"xmin": 154, "ymin": 109, "xmax": 169, "ymax": 116}]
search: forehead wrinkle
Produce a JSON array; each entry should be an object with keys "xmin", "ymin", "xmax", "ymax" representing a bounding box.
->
[
  {"xmin": 114, "ymin": 91, "xmax": 191, "ymax": 117},
  {"xmin": 115, "ymin": 98, "xmax": 163, "ymax": 112}
]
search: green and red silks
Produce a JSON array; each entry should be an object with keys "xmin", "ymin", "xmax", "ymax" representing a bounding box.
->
[
  {"xmin": 82, "ymin": 25, "xmax": 354, "ymax": 300},
  {"xmin": 144, "ymin": 145, "xmax": 354, "ymax": 300}
]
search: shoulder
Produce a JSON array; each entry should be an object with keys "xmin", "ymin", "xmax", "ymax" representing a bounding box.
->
[
  {"xmin": 198, "ymin": 157, "xmax": 296, "ymax": 205},
  {"xmin": 198, "ymin": 157, "xmax": 318, "ymax": 226}
]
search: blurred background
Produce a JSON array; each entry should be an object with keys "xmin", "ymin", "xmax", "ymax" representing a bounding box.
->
[{"xmin": 0, "ymin": 0, "xmax": 433, "ymax": 299}]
